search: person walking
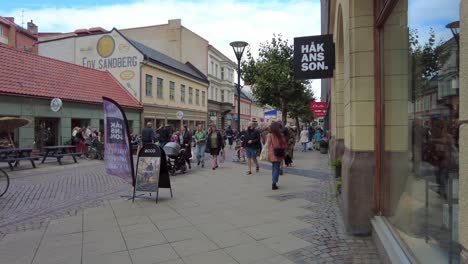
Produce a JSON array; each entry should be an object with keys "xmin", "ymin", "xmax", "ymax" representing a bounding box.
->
[
  {"xmin": 75, "ymin": 128, "xmax": 85, "ymax": 155},
  {"xmin": 225, "ymin": 126, "xmax": 234, "ymax": 149},
  {"xmin": 277, "ymin": 120, "xmax": 288, "ymax": 175},
  {"xmin": 206, "ymin": 124, "xmax": 224, "ymax": 170},
  {"xmin": 193, "ymin": 124, "xmax": 208, "ymax": 168},
  {"xmin": 244, "ymin": 122, "xmax": 261, "ymax": 174},
  {"xmin": 300, "ymin": 126, "xmax": 309, "ymax": 152},
  {"xmin": 266, "ymin": 122, "xmax": 287, "ymax": 190},
  {"xmin": 180, "ymin": 125, "xmax": 192, "ymax": 169},
  {"xmin": 308, "ymin": 126, "xmax": 315, "ymax": 150},
  {"xmin": 158, "ymin": 122, "xmax": 171, "ymax": 147},
  {"xmin": 314, "ymin": 128, "xmax": 322, "ymax": 150},
  {"xmin": 141, "ymin": 122, "xmax": 156, "ymax": 145}
]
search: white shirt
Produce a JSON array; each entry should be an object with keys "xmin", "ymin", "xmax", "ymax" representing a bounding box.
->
[{"xmin": 300, "ymin": 130, "xmax": 309, "ymax": 143}]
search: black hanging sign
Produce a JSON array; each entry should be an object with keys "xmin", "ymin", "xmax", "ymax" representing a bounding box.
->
[
  {"xmin": 134, "ymin": 144, "xmax": 172, "ymax": 203},
  {"xmin": 293, "ymin": 34, "xmax": 335, "ymax": 80}
]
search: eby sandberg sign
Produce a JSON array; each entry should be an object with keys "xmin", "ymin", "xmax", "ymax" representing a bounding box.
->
[{"xmin": 294, "ymin": 35, "xmax": 334, "ymax": 80}]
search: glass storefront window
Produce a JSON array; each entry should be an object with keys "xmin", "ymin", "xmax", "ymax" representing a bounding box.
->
[{"xmin": 381, "ymin": 0, "xmax": 460, "ymax": 263}]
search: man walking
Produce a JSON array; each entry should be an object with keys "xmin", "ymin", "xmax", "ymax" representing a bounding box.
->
[
  {"xmin": 158, "ymin": 122, "xmax": 171, "ymax": 147},
  {"xmin": 141, "ymin": 122, "xmax": 156, "ymax": 145},
  {"xmin": 244, "ymin": 121, "xmax": 261, "ymax": 174},
  {"xmin": 193, "ymin": 124, "xmax": 208, "ymax": 168}
]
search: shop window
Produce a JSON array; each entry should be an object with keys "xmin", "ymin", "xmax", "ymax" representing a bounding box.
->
[
  {"xmin": 380, "ymin": 0, "xmax": 460, "ymax": 263},
  {"xmin": 145, "ymin": 74, "xmax": 153, "ymax": 97},
  {"xmin": 202, "ymin": 91, "xmax": 206, "ymax": 107},
  {"xmin": 181, "ymin": 84, "xmax": 186, "ymax": 103},
  {"xmin": 169, "ymin": 81, "xmax": 175, "ymax": 101},
  {"xmin": 189, "ymin": 87, "xmax": 193, "ymax": 104},
  {"xmin": 157, "ymin": 78, "xmax": 163, "ymax": 98},
  {"xmin": 196, "ymin": 89, "xmax": 200, "ymax": 105}
]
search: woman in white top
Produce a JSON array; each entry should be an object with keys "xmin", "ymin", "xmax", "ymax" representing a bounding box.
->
[{"xmin": 300, "ymin": 126, "xmax": 309, "ymax": 152}]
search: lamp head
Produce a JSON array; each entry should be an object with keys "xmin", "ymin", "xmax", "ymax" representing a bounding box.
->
[
  {"xmin": 446, "ymin": 21, "xmax": 460, "ymax": 37},
  {"xmin": 230, "ymin": 41, "xmax": 248, "ymax": 61}
]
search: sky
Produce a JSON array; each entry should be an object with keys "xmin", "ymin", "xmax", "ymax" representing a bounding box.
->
[{"xmin": 1, "ymin": 0, "xmax": 323, "ymax": 99}]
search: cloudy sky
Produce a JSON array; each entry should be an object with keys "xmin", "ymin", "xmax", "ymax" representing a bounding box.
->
[{"xmin": 1, "ymin": 0, "xmax": 323, "ymax": 98}]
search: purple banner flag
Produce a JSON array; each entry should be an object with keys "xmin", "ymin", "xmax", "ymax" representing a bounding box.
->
[{"xmin": 103, "ymin": 97, "xmax": 134, "ymax": 185}]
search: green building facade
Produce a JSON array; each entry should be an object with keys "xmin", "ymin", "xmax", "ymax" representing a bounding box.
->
[{"xmin": 0, "ymin": 95, "xmax": 141, "ymax": 148}]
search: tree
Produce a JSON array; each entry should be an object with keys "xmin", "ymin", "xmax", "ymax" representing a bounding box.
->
[
  {"xmin": 288, "ymin": 86, "xmax": 315, "ymax": 129},
  {"xmin": 242, "ymin": 35, "xmax": 310, "ymax": 123}
]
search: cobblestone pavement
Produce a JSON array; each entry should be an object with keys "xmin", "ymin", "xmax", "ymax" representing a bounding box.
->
[
  {"xmin": 269, "ymin": 172, "xmax": 381, "ymax": 263},
  {"xmin": 0, "ymin": 147, "xmax": 382, "ymax": 264},
  {"xmin": 0, "ymin": 160, "xmax": 131, "ymax": 237}
]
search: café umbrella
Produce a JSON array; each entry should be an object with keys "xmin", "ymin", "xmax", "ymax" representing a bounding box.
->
[{"xmin": 0, "ymin": 117, "xmax": 31, "ymax": 147}]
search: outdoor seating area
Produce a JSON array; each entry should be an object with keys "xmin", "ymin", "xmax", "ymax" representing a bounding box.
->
[
  {"xmin": 0, "ymin": 117, "xmax": 85, "ymax": 170},
  {"xmin": 0, "ymin": 148, "xmax": 37, "ymax": 171},
  {"xmin": 40, "ymin": 145, "xmax": 81, "ymax": 165}
]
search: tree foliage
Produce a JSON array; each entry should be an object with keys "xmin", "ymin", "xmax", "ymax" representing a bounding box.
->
[{"xmin": 242, "ymin": 35, "xmax": 313, "ymax": 123}]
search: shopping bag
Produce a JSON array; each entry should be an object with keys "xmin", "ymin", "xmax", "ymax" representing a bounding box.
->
[
  {"xmin": 259, "ymin": 138, "xmax": 270, "ymax": 162},
  {"xmin": 220, "ymin": 149, "xmax": 225, "ymax": 163}
]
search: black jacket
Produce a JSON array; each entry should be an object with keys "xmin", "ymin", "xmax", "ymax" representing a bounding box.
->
[
  {"xmin": 206, "ymin": 131, "xmax": 224, "ymax": 150},
  {"xmin": 243, "ymin": 128, "xmax": 261, "ymax": 149},
  {"xmin": 141, "ymin": 127, "xmax": 155, "ymax": 143},
  {"xmin": 159, "ymin": 127, "xmax": 171, "ymax": 143}
]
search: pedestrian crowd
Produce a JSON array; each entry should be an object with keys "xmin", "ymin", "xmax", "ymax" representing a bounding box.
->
[{"xmin": 134, "ymin": 120, "xmax": 325, "ymax": 190}]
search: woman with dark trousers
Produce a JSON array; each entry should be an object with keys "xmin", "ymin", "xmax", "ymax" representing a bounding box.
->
[
  {"xmin": 206, "ymin": 124, "xmax": 224, "ymax": 170},
  {"xmin": 266, "ymin": 122, "xmax": 287, "ymax": 190},
  {"xmin": 180, "ymin": 125, "xmax": 192, "ymax": 169}
]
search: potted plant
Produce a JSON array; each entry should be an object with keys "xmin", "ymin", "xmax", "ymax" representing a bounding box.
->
[
  {"xmin": 330, "ymin": 159, "xmax": 342, "ymax": 178},
  {"xmin": 336, "ymin": 179, "xmax": 342, "ymax": 195},
  {"xmin": 319, "ymin": 140, "xmax": 328, "ymax": 154}
]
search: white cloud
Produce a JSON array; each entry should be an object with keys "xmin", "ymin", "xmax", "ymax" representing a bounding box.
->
[{"xmin": 3, "ymin": 0, "xmax": 322, "ymax": 98}]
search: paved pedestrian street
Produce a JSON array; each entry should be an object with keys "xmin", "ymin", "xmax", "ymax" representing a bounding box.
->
[{"xmin": 0, "ymin": 148, "xmax": 381, "ymax": 264}]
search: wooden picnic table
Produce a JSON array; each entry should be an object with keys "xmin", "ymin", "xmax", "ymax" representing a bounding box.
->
[
  {"xmin": 41, "ymin": 145, "xmax": 81, "ymax": 165},
  {"xmin": 0, "ymin": 148, "xmax": 36, "ymax": 171}
]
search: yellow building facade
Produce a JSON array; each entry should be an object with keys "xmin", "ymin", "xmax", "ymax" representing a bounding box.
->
[{"xmin": 323, "ymin": 0, "xmax": 465, "ymax": 262}]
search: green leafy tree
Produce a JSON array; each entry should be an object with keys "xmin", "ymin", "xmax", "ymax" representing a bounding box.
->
[
  {"xmin": 288, "ymin": 87, "xmax": 315, "ymax": 128},
  {"xmin": 242, "ymin": 35, "xmax": 310, "ymax": 123}
]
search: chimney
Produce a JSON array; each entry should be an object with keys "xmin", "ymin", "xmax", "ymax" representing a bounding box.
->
[
  {"xmin": 27, "ymin": 20, "xmax": 38, "ymax": 35},
  {"xmin": 168, "ymin": 19, "xmax": 181, "ymax": 28},
  {"xmin": 5, "ymin": 17, "xmax": 14, "ymax": 23}
]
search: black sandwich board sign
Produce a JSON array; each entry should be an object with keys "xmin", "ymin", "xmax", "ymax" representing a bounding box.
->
[
  {"xmin": 134, "ymin": 144, "xmax": 172, "ymax": 203},
  {"xmin": 294, "ymin": 34, "xmax": 335, "ymax": 80}
]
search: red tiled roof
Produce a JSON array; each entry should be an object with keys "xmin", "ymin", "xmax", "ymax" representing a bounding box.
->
[{"xmin": 0, "ymin": 45, "xmax": 142, "ymax": 109}]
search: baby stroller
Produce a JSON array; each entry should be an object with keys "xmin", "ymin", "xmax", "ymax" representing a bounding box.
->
[
  {"xmin": 233, "ymin": 135, "xmax": 246, "ymax": 162},
  {"xmin": 163, "ymin": 142, "xmax": 188, "ymax": 176}
]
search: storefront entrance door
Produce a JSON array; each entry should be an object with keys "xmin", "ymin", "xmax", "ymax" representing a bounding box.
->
[{"xmin": 35, "ymin": 118, "xmax": 59, "ymax": 150}]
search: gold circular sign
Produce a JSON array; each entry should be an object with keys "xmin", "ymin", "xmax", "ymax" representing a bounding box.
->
[
  {"xmin": 97, "ymin": 35, "xmax": 115, "ymax": 58},
  {"xmin": 120, "ymin": 70, "xmax": 135, "ymax": 80}
]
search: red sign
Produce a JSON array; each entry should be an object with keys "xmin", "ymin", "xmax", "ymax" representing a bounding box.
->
[
  {"xmin": 314, "ymin": 111, "xmax": 326, "ymax": 118},
  {"xmin": 310, "ymin": 102, "xmax": 327, "ymax": 111},
  {"xmin": 314, "ymin": 109, "xmax": 327, "ymax": 113}
]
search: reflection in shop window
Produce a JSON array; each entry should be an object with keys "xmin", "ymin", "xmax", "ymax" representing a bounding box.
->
[{"xmin": 381, "ymin": 0, "xmax": 460, "ymax": 263}]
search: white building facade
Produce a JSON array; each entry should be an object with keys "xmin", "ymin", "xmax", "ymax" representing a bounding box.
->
[{"xmin": 207, "ymin": 45, "xmax": 236, "ymax": 129}]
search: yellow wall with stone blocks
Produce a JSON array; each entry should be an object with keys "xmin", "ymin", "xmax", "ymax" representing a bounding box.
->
[{"xmin": 458, "ymin": 0, "xmax": 468, "ymax": 250}]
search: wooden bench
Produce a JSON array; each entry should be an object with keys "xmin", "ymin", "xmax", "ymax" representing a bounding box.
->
[
  {"xmin": 0, "ymin": 148, "xmax": 36, "ymax": 171},
  {"xmin": 41, "ymin": 146, "xmax": 81, "ymax": 165}
]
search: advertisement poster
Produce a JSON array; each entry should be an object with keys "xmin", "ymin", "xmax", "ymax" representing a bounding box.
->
[
  {"xmin": 135, "ymin": 144, "xmax": 162, "ymax": 192},
  {"xmin": 102, "ymin": 97, "xmax": 134, "ymax": 185}
]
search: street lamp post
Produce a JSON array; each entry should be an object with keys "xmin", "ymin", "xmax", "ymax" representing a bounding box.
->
[{"xmin": 230, "ymin": 41, "xmax": 248, "ymax": 132}]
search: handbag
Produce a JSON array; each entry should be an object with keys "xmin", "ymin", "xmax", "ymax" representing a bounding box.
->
[
  {"xmin": 259, "ymin": 137, "xmax": 270, "ymax": 161},
  {"xmin": 273, "ymin": 148, "xmax": 285, "ymax": 157}
]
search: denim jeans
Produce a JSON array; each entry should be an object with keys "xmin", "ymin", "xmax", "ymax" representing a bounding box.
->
[
  {"xmin": 272, "ymin": 161, "xmax": 280, "ymax": 184},
  {"xmin": 302, "ymin": 143, "xmax": 307, "ymax": 151},
  {"xmin": 196, "ymin": 144, "xmax": 206, "ymax": 165}
]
